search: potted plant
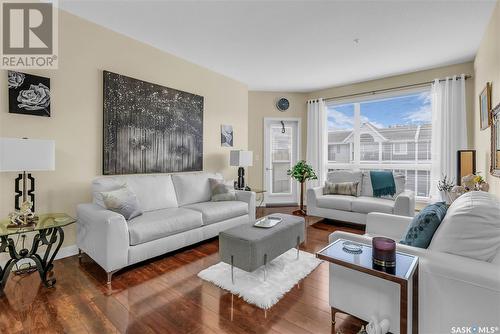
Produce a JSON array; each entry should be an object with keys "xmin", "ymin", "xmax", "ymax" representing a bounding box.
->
[
  {"xmin": 287, "ymin": 160, "xmax": 317, "ymax": 215},
  {"xmin": 437, "ymin": 175, "xmax": 455, "ymax": 204}
]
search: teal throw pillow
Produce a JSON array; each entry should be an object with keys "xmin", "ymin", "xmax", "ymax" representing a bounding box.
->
[{"xmin": 400, "ymin": 202, "xmax": 448, "ymax": 248}]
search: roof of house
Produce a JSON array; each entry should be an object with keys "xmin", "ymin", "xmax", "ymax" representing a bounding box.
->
[{"xmin": 328, "ymin": 123, "xmax": 431, "ymax": 143}]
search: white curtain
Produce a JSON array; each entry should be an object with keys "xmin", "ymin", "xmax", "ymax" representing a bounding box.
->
[
  {"xmin": 430, "ymin": 75, "xmax": 467, "ymax": 201},
  {"xmin": 306, "ymin": 98, "xmax": 327, "ymax": 189}
]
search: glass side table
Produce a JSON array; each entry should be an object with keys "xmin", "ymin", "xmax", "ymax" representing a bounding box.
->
[
  {"xmin": 317, "ymin": 238, "xmax": 419, "ymax": 334},
  {"xmin": 0, "ymin": 213, "xmax": 76, "ymax": 293}
]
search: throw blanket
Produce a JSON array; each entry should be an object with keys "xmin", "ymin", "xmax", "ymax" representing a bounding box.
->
[{"xmin": 370, "ymin": 171, "xmax": 396, "ymax": 197}]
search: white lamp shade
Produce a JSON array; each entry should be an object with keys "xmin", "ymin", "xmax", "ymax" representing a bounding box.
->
[
  {"xmin": 230, "ymin": 150, "xmax": 253, "ymax": 167},
  {"xmin": 0, "ymin": 138, "xmax": 55, "ymax": 172}
]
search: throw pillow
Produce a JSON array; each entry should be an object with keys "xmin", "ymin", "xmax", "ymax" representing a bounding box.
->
[
  {"xmin": 326, "ymin": 170, "xmax": 362, "ymax": 196},
  {"xmin": 400, "ymin": 202, "xmax": 448, "ymax": 248},
  {"xmin": 361, "ymin": 172, "xmax": 405, "ymax": 199},
  {"xmin": 209, "ymin": 178, "xmax": 236, "ymax": 202},
  {"xmin": 100, "ymin": 186, "xmax": 143, "ymax": 220},
  {"xmin": 429, "ymin": 191, "xmax": 500, "ymax": 262},
  {"xmin": 323, "ymin": 181, "xmax": 359, "ymax": 197}
]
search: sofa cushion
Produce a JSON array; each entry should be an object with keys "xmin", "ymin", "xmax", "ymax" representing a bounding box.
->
[
  {"xmin": 92, "ymin": 175, "xmax": 178, "ymax": 212},
  {"xmin": 351, "ymin": 196, "xmax": 394, "ymax": 214},
  {"xmin": 316, "ymin": 195, "xmax": 354, "ymax": 211},
  {"xmin": 400, "ymin": 202, "xmax": 448, "ymax": 248},
  {"xmin": 361, "ymin": 172, "xmax": 405, "ymax": 198},
  {"xmin": 183, "ymin": 201, "xmax": 248, "ymax": 225},
  {"xmin": 429, "ymin": 191, "xmax": 500, "ymax": 262},
  {"xmin": 127, "ymin": 207, "xmax": 203, "ymax": 246},
  {"xmin": 172, "ymin": 172, "xmax": 222, "ymax": 206},
  {"xmin": 327, "ymin": 170, "xmax": 362, "ymax": 196}
]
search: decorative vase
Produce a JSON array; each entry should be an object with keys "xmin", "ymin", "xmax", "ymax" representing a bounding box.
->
[
  {"xmin": 439, "ymin": 190, "xmax": 452, "ymax": 204},
  {"xmin": 478, "ymin": 182, "xmax": 490, "ymax": 192}
]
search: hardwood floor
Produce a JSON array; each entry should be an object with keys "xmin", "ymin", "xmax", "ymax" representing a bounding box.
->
[{"xmin": 0, "ymin": 207, "xmax": 365, "ymax": 334}]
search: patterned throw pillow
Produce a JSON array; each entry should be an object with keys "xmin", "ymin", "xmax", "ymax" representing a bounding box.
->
[
  {"xmin": 209, "ymin": 178, "xmax": 236, "ymax": 202},
  {"xmin": 323, "ymin": 181, "xmax": 359, "ymax": 197},
  {"xmin": 100, "ymin": 186, "xmax": 143, "ymax": 220},
  {"xmin": 400, "ymin": 202, "xmax": 448, "ymax": 248}
]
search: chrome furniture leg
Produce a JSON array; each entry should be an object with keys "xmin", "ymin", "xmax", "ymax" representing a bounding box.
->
[
  {"xmin": 231, "ymin": 255, "xmax": 234, "ymax": 284},
  {"xmin": 264, "ymin": 254, "xmax": 267, "ymax": 282},
  {"xmin": 107, "ymin": 270, "xmax": 118, "ymax": 285},
  {"xmin": 296, "ymin": 236, "xmax": 300, "ymax": 259}
]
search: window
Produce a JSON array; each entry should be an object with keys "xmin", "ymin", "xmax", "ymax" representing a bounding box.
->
[
  {"xmin": 393, "ymin": 142, "xmax": 408, "ymax": 155},
  {"xmin": 326, "ymin": 88, "xmax": 432, "ymax": 200}
]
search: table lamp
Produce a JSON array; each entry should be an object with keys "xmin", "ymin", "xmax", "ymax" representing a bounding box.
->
[
  {"xmin": 0, "ymin": 138, "xmax": 55, "ymax": 226},
  {"xmin": 230, "ymin": 150, "xmax": 253, "ymax": 190}
]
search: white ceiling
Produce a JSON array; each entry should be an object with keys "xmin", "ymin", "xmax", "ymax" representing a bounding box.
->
[{"xmin": 59, "ymin": 0, "xmax": 496, "ymax": 92}]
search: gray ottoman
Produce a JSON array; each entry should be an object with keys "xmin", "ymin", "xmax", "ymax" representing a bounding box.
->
[{"xmin": 219, "ymin": 213, "xmax": 305, "ymax": 283}]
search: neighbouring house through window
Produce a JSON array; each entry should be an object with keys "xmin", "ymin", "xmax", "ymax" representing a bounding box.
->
[{"xmin": 326, "ymin": 87, "xmax": 432, "ymax": 200}]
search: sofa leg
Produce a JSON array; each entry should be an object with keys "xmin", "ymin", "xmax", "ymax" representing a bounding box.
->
[
  {"xmin": 331, "ymin": 307, "xmax": 338, "ymax": 325},
  {"xmin": 107, "ymin": 270, "xmax": 118, "ymax": 285}
]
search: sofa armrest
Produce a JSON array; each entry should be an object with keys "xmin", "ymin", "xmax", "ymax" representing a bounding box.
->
[
  {"xmin": 328, "ymin": 231, "xmax": 500, "ymax": 291},
  {"xmin": 328, "ymin": 231, "xmax": 500, "ymax": 331},
  {"xmin": 77, "ymin": 203, "xmax": 129, "ymax": 273},
  {"xmin": 365, "ymin": 212, "xmax": 413, "ymax": 240},
  {"xmin": 235, "ymin": 190, "xmax": 256, "ymax": 222},
  {"xmin": 306, "ymin": 186, "xmax": 324, "ymax": 209},
  {"xmin": 394, "ymin": 190, "xmax": 415, "ymax": 217}
]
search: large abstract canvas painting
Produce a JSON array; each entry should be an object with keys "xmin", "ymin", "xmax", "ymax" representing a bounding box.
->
[{"xmin": 103, "ymin": 71, "xmax": 204, "ymax": 175}]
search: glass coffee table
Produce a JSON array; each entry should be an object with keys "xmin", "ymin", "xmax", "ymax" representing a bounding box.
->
[
  {"xmin": 317, "ymin": 238, "xmax": 419, "ymax": 334},
  {"xmin": 0, "ymin": 213, "xmax": 76, "ymax": 293}
]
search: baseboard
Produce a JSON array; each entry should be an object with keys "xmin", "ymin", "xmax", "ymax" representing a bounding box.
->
[
  {"xmin": 55, "ymin": 245, "xmax": 79, "ymax": 260},
  {"xmin": 265, "ymin": 203, "xmax": 300, "ymax": 207},
  {"xmin": 4, "ymin": 244, "xmax": 79, "ymax": 272}
]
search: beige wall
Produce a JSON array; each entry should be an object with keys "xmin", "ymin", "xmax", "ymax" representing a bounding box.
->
[
  {"xmin": 248, "ymin": 63, "xmax": 475, "ymax": 201},
  {"xmin": 0, "ymin": 10, "xmax": 248, "ymax": 251},
  {"xmin": 308, "ymin": 62, "xmax": 476, "ymax": 148},
  {"xmin": 247, "ymin": 92, "xmax": 307, "ymax": 190},
  {"xmin": 474, "ymin": 0, "xmax": 500, "ymax": 197}
]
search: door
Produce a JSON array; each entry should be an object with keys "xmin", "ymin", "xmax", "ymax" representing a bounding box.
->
[{"xmin": 263, "ymin": 118, "xmax": 300, "ymax": 205}]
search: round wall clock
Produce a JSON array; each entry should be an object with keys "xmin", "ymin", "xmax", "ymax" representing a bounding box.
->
[{"xmin": 276, "ymin": 97, "xmax": 290, "ymax": 112}]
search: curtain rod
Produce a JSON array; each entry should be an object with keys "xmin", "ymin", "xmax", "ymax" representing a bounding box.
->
[{"xmin": 323, "ymin": 74, "xmax": 472, "ymax": 102}]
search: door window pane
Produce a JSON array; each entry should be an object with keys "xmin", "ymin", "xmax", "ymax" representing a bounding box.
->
[{"xmin": 271, "ymin": 126, "xmax": 292, "ymax": 194}]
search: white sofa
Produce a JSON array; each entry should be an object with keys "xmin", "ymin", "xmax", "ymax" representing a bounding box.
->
[
  {"xmin": 77, "ymin": 172, "xmax": 256, "ymax": 283},
  {"xmin": 307, "ymin": 170, "xmax": 415, "ymax": 225},
  {"xmin": 328, "ymin": 191, "xmax": 500, "ymax": 334}
]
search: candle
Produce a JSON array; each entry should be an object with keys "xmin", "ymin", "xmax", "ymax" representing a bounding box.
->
[{"xmin": 372, "ymin": 237, "xmax": 396, "ymax": 273}]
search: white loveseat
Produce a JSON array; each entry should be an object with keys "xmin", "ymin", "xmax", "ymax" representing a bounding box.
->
[
  {"xmin": 77, "ymin": 172, "xmax": 256, "ymax": 283},
  {"xmin": 328, "ymin": 191, "xmax": 500, "ymax": 334},
  {"xmin": 307, "ymin": 170, "xmax": 415, "ymax": 225}
]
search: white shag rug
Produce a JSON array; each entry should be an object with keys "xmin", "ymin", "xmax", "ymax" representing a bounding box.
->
[{"xmin": 198, "ymin": 249, "xmax": 322, "ymax": 309}]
